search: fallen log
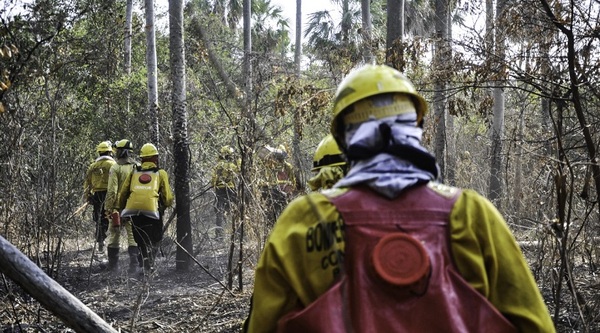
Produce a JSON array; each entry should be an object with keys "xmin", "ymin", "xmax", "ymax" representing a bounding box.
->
[{"xmin": 0, "ymin": 235, "xmax": 117, "ymax": 333}]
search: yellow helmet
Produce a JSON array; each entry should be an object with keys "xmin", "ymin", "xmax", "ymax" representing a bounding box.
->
[
  {"xmin": 220, "ymin": 145, "xmax": 234, "ymax": 157},
  {"xmin": 330, "ymin": 64, "xmax": 428, "ymax": 143},
  {"xmin": 139, "ymin": 143, "xmax": 159, "ymax": 157},
  {"xmin": 277, "ymin": 144, "xmax": 287, "ymax": 154},
  {"xmin": 312, "ymin": 134, "xmax": 346, "ymax": 171},
  {"xmin": 96, "ymin": 141, "xmax": 112, "ymax": 153},
  {"xmin": 115, "ymin": 139, "xmax": 133, "ymax": 150}
]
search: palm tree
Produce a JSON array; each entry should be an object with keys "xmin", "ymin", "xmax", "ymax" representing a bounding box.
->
[
  {"xmin": 210, "ymin": 0, "xmax": 243, "ymax": 30},
  {"xmin": 251, "ymin": 0, "xmax": 290, "ymax": 55},
  {"xmin": 304, "ymin": 10, "xmax": 336, "ymax": 49},
  {"xmin": 303, "ymin": 2, "xmax": 362, "ymax": 70}
]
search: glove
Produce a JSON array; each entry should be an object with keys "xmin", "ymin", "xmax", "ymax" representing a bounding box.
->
[{"xmin": 111, "ymin": 211, "xmax": 121, "ymax": 227}]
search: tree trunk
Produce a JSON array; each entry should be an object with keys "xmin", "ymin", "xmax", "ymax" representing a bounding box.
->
[
  {"xmin": 341, "ymin": 0, "xmax": 350, "ymax": 43},
  {"xmin": 0, "ymin": 236, "xmax": 117, "ymax": 333},
  {"xmin": 294, "ymin": 0, "xmax": 302, "ymax": 76},
  {"xmin": 433, "ymin": 0, "xmax": 449, "ymax": 181},
  {"xmin": 292, "ymin": 0, "xmax": 304, "ymax": 190},
  {"xmin": 124, "ymin": 0, "xmax": 133, "ymax": 114},
  {"xmin": 445, "ymin": 8, "xmax": 456, "ymax": 184},
  {"xmin": 386, "ymin": 0, "xmax": 404, "ymax": 70},
  {"xmin": 361, "ymin": 0, "xmax": 373, "ymax": 63},
  {"xmin": 236, "ymin": 0, "xmax": 253, "ymax": 292},
  {"xmin": 539, "ymin": 0, "xmax": 600, "ymax": 218},
  {"xmin": 191, "ymin": 12, "xmax": 243, "ymax": 106},
  {"xmin": 488, "ymin": 0, "xmax": 506, "ymax": 203},
  {"xmin": 146, "ymin": 0, "xmax": 159, "ymax": 144},
  {"xmin": 169, "ymin": 0, "xmax": 192, "ymax": 271},
  {"xmin": 513, "ymin": 104, "xmax": 525, "ymax": 214}
]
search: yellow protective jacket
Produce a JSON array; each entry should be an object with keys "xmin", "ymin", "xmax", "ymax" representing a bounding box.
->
[
  {"xmin": 258, "ymin": 160, "xmax": 296, "ymax": 195},
  {"xmin": 307, "ymin": 165, "xmax": 345, "ymax": 191},
  {"xmin": 104, "ymin": 158, "xmax": 138, "ymax": 212},
  {"xmin": 83, "ymin": 156, "xmax": 116, "ymax": 196},
  {"xmin": 244, "ymin": 183, "xmax": 555, "ymax": 333},
  {"xmin": 211, "ymin": 159, "xmax": 239, "ymax": 189},
  {"xmin": 118, "ymin": 162, "xmax": 174, "ymax": 220}
]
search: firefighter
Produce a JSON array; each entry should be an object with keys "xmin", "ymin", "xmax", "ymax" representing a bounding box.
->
[
  {"xmin": 211, "ymin": 145, "xmax": 239, "ymax": 239},
  {"xmin": 118, "ymin": 143, "xmax": 173, "ymax": 275},
  {"xmin": 83, "ymin": 141, "xmax": 116, "ymax": 254},
  {"xmin": 243, "ymin": 65, "xmax": 555, "ymax": 332},
  {"xmin": 104, "ymin": 139, "xmax": 140, "ymax": 273},
  {"xmin": 258, "ymin": 145, "xmax": 296, "ymax": 225},
  {"xmin": 307, "ymin": 134, "xmax": 347, "ymax": 191}
]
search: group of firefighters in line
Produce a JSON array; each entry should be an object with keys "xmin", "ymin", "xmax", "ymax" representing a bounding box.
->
[
  {"xmin": 83, "ymin": 139, "xmax": 306, "ymax": 275},
  {"xmin": 83, "ymin": 141, "xmax": 173, "ymax": 275}
]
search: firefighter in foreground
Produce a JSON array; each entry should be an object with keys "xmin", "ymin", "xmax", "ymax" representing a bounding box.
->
[
  {"xmin": 307, "ymin": 134, "xmax": 347, "ymax": 191},
  {"xmin": 243, "ymin": 64, "xmax": 555, "ymax": 332},
  {"xmin": 83, "ymin": 141, "xmax": 116, "ymax": 254},
  {"xmin": 118, "ymin": 143, "xmax": 173, "ymax": 274},
  {"xmin": 104, "ymin": 139, "xmax": 140, "ymax": 272}
]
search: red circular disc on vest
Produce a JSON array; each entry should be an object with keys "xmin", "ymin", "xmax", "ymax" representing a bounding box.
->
[
  {"xmin": 372, "ymin": 233, "xmax": 430, "ymax": 287},
  {"xmin": 138, "ymin": 174, "xmax": 152, "ymax": 184}
]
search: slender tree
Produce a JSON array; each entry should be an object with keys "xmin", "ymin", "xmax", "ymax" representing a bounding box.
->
[
  {"xmin": 361, "ymin": 0, "xmax": 373, "ymax": 62},
  {"xmin": 292, "ymin": 0, "xmax": 304, "ymax": 190},
  {"xmin": 169, "ymin": 0, "xmax": 191, "ymax": 271},
  {"xmin": 146, "ymin": 0, "xmax": 159, "ymax": 144},
  {"xmin": 445, "ymin": 3, "xmax": 456, "ymax": 185},
  {"xmin": 340, "ymin": 0, "xmax": 351, "ymax": 43},
  {"xmin": 488, "ymin": 0, "xmax": 507, "ymax": 203},
  {"xmin": 124, "ymin": 0, "xmax": 133, "ymax": 114},
  {"xmin": 294, "ymin": 0, "xmax": 302, "ymax": 76},
  {"xmin": 386, "ymin": 0, "xmax": 405, "ymax": 69},
  {"xmin": 433, "ymin": 0, "xmax": 449, "ymax": 180}
]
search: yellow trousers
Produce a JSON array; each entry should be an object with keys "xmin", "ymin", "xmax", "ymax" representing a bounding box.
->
[{"xmin": 106, "ymin": 219, "xmax": 137, "ymax": 248}]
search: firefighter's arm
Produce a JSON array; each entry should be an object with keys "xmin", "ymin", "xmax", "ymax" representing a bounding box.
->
[
  {"xmin": 104, "ymin": 165, "xmax": 118, "ymax": 212},
  {"xmin": 450, "ymin": 190, "xmax": 555, "ymax": 333},
  {"xmin": 210, "ymin": 168, "xmax": 219, "ymax": 188},
  {"xmin": 159, "ymin": 170, "xmax": 174, "ymax": 208},
  {"xmin": 286, "ymin": 162, "xmax": 296, "ymax": 184},
  {"xmin": 83, "ymin": 166, "xmax": 93, "ymax": 201},
  {"xmin": 245, "ymin": 193, "xmax": 342, "ymax": 333},
  {"xmin": 244, "ymin": 236, "xmax": 300, "ymax": 333},
  {"xmin": 117, "ymin": 172, "xmax": 133, "ymax": 210}
]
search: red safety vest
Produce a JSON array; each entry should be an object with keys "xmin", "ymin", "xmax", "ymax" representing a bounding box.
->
[{"xmin": 277, "ymin": 185, "xmax": 517, "ymax": 333}]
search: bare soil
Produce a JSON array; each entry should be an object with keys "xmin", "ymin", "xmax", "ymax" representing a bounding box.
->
[{"xmin": 1, "ymin": 240, "xmax": 253, "ymax": 333}]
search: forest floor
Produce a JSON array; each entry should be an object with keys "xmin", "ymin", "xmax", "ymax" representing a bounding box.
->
[
  {"xmin": 2, "ymin": 229, "xmax": 600, "ymax": 332},
  {"xmin": 0, "ymin": 237, "xmax": 254, "ymax": 333}
]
